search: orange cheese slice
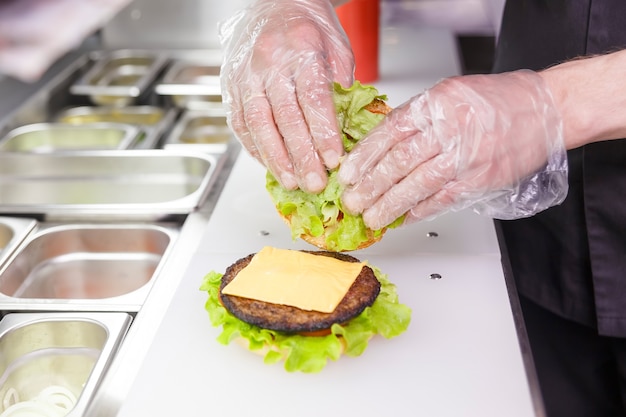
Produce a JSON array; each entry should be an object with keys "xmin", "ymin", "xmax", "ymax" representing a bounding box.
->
[{"xmin": 221, "ymin": 247, "xmax": 365, "ymax": 313}]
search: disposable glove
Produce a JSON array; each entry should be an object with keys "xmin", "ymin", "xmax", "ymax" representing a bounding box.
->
[
  {"xmin": 219, "ymin": 0, "xmax": 354, "ymax": 193},
  {"xmin": 338, "ymin": 70, "xmax": 569, "ymax": 230}
]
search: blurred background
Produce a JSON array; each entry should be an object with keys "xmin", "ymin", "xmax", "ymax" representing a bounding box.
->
[
  {"xmin": 0, "ymin": 0, "xmax": 505, "ymax": 83},
  {"xmin": 101, "ymin": 0, "xmax": 504, "ymax": 74}
]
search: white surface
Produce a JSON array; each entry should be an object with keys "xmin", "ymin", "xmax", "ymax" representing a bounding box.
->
[
  {"xmin": 118, "ymin": 27, "xmax": 536, "ymax": 417},
  {"xmin": 118, "ymin": 151, "xmax": 534, "ymax": 417}
]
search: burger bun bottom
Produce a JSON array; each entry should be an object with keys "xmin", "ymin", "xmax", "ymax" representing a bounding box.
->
[{"xmin": 278, "ymin": 212, "xmax": 386, "ymax": 252}]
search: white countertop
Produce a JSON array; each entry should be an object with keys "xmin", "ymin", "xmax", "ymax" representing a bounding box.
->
[{"xmin": 116, "ymin": 26, "xmax": 538, "ymax": 417}]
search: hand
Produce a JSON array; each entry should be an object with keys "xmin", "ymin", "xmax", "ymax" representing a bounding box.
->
[
  {"xmin": 219, "ymin": 0, "xmax": 354, "ymax": 193},
  {"xmin": 338, "ymin": 70, "xmax": 569, "ymax": 230}
]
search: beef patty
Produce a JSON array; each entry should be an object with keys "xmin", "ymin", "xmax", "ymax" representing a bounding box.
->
[{"xmin": 219, "ymin": 251, "xmax": 381, "ymax": 333}]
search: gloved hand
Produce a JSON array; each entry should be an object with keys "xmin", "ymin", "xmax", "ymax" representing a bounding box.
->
[
  {"xmin": 338, "ymin": 70, "xmax": 569, "ymax": 230},
  {"xmin": 219, "ymin": 0, "xmax": 354, "ymax": 193}
]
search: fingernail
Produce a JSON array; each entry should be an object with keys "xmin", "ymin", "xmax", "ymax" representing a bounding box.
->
[
  {"xmin": 305, "ymin": 172, "xmax": 325, "ymax": 193},
  {"xmin": 363, "ymin": 210, "xmax": 382, "ymax": 231},
  {"xmin": 337, "ymin": 160, "xmax": 354, "ymax": 185},
  {"xmin": 322, "ymin": 149, "xmax": 340, "ymax": 169},
  {"xmin": 341, "ymin": 190, "xmax": 363, "ymax": 215},
  {"xmin": 280, "ymin": 172, "xmax": 298, "ymax": 190}
]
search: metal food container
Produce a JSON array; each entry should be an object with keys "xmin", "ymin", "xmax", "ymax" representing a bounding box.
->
[
  {"xmin": 0, "ymin": 312, "xmax": 131, "ymax": 417},
  {"xmin": 0, "ymin": 223, "xmax": 177, "ymax": 312},
  {"xmin": 56, "ymin": 106, "xmax": 178, "ymax": 149},
  {"xmin": 163, "ymin": 110, "xmax": 232, "ymax": 153},
  {"xmin": 0, "ymin": 150, "xmax": 218, "ymax": 221},
  {"xmin": 70, "ymin": 50, "xmax": 167, "ymax": 106},
  {"xmin": 0, "ymin": 217, "xmax": 37, "ymax": 270},
  {"xmin": 155, "ymin": 60, "xmax": 223, "ymax": 110},
  {"xmin": 0, "ymin": 123, "xmax": 140, "ymax": 152},
  {"xmin": 57, "ymin": 106, "xmax": 165, "ymax": 126}
]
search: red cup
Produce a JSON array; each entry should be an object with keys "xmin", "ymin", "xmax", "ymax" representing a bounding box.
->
[{"xmin": 336, "ymin": 0, "xmax": 381, "ymax": 83}]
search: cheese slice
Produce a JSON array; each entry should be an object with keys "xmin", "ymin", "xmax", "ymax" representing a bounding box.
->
[{"xmin": 221, "ymin": 247, "xmax": 365, "ymax": 313}]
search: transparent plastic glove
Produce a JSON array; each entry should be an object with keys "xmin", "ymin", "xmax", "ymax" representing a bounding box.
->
[
  {"xmin": 338, "ymin": 70, "xmax": 569, "ymax": 230},
  {"xmin": 219, "ymin": 0, "xmax": 354, "ymax": 193}
]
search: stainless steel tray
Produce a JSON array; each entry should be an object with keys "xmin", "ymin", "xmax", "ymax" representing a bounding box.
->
[
  {"xmin": 0, "ymin": 217, "xmax": 37, "ymax": 270},
  {"xmin": 163, "ymin": 109, "xmax": 233, "ymax": 154},
  {"xmin": 155, "ymin": 60, "xmax": 223, "ymax": 110},
  {"xmin": 55, "ymin": 106, "xmax": 179, "ymax": 149},
  {"xmin": 57, "ymin": 105, "xmax": 166, "ymax": 126},
  {"xmin": 70, "ymin": 50, "xmax": 167, "ymax": 106},
  {"xmin": 0, "ymin": 150, "xmax": 218, "ymax": 221},
  {"xmin": 0, "ymin": 122, "xmax": 140, "ymax": 152},
  {"xmin": 0, "ymin": 223, "xmax": 178, "ymax": 312},
  {"xmin": 0, "ymin": 312, "xmax": 131, "ymax": 417}
]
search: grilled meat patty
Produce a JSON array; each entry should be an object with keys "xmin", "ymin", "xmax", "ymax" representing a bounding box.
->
[{"xmin": 219, "ymin": 251, "xmax": 381, "ymax": 333}]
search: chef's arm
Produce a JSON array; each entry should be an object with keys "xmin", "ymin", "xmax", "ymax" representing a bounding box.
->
[{"xmin": 540, "ymin": 49, "xmax": 626, "ymax": 149}]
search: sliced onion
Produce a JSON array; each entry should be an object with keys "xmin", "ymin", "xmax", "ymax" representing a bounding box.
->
[
  {"xmin": 2, "ymin": 388, "xmax": 19, "ymax": 411},
  {"xmin": 0, "ymin": 400, "xmax": 65, "ymax": 417},
  {"xmin": 0, "ymin": 385, "xmax": 78, "ymax": 417},
  {"xmin": 34, "ymin": 386, "xmax": 76, "ymax": 410}
]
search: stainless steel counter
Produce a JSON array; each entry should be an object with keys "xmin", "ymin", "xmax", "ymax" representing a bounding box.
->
[{"xmin": 87, "ymin": 26, "xmax": 544, "ymax": 417}]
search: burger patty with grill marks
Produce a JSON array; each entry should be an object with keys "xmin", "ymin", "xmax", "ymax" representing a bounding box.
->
[{"xmin": 219, "ymin": 251, "xmax": 381, "ymax": 334}]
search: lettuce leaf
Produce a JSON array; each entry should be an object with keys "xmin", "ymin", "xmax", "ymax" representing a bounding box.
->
[
  {"xmin": 200, "ymin": 264, "xmax": 412, "ymax": 373},
  {"xmin": 266, "ymin": 81, "xmax": 403, "ymax": 252},
  {"xmin": 333, "ymin": 81, "xmax": 387, "ymax": 150}
]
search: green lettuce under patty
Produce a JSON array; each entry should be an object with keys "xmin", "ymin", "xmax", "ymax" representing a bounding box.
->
[
  {"xmin": 200, "ymin": 263, "xmax": 411, "ymax": 373},
  {"xmin": 266, "ymin": 81, "xmax": 403, "ymax": 252}
]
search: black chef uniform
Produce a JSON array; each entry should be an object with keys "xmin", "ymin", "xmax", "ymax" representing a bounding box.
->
[{"xmin": 492, "ymin": 0, "xmax": 626, "ymax": 415}]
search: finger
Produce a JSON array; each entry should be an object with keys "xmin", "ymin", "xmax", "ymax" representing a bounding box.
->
[
  {"xmin": 266, "ymin": 74, "xmax": 327, "ymax": 193},
  {"xmin": 341, "ymin": 133, "xmax": 442, "ymax": 214},
  {"xmin": 228, "ymin": 98, "xmax": 262, "ymax": 162},
  {"xmin": 222, "ymin": 77, "xmax": 263, "ymax": 162},
  {"xmin": 404, "ymin": 187, "xmax": 461, "ymax": 224},
  {"xmin": 338, "ymin": 95, "xmax": 428, "ymax": 186},
  {"xmin": 330, "ymin": 53, "xmax": 354, "ymax": 88},
  {"xmin": 295, "ymin": 54, "xmax": 344, "ymax": 170},
  {"xmin": 361, "ymin": 153, "xmax": 456, "ymax": 230},
  {"xmin": 243, "ymin": 93, "xmax": 298, "ymax": 190},
  {"xmin": 327, "ymin": 40, "xmax": 354, "ymax": 88}
]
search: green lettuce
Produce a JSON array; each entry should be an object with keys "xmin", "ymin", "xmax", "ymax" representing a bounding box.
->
[
  {"xmin": 200, "ymin": 264, "xmax": 412, "ymax": 373},
  {"xmin": 266, "ymin": 81, "xmax": 404, "ymax": 252}
]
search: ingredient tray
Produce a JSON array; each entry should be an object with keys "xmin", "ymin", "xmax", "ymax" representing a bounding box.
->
[
  {"xmin": 162, "ymin": 110, "xmax": 232, "ymax": 153},
  {"xmin": 0, "ymin": 217, "xmax": 37, "ymax": 270},
  {"xmin": 155, "ymin": 60, "xmax": 222, "ymax": 110},
  {"xmin": 56, "ymin": 106, "xmax": 178, "ymax": 150},
  {"xmin": 0, "ymin": 312, "xmax": 131, "ymax": 417},
  {"xmin": 70, "ymin": 50, "xmax": 167, "ymax": 106},
  {"xmin": 0, "ymin": 150, "xmax": 218, "ymax": 221},
  {"xmin": 0, "ymin": 223, "xmax": 178, "ymax": 312},
  {"xmin": 0, "ymin": 123, "xmax": 140, "ymax": 152}
]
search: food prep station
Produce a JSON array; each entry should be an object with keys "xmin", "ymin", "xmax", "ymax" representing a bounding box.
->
[
  {"xmin": 0, "ymin": 5, "xmax": 543, "ymax": 417},
  {"xmin": 0, "ymin": 40, "xmax": 237, "ymax": 417}
]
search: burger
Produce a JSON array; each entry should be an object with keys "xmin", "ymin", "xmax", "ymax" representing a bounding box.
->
[
  {"xmin": 200, "ymin": 247, "xmax": 412, "ymax": 373},
  {"xmin": 266, "ymin": 81, "xmax": 404, "ymax": 252}
]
